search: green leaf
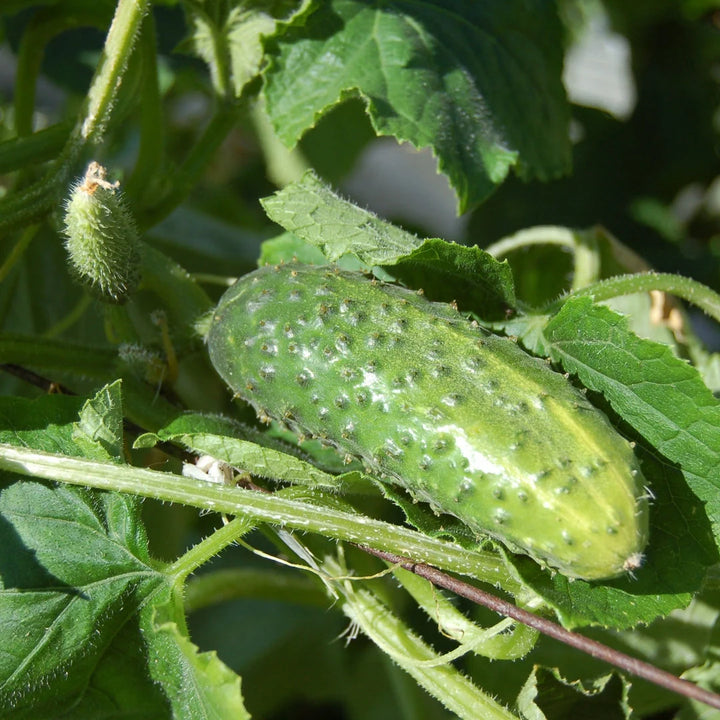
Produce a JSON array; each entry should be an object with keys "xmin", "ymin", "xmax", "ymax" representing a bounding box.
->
[
  {"xmin": 258, "ymin": 231, "xmax": 386, "ymax": 272},
  {"xmin": 606, "ymin": 577, "xmax": 720, "ymax": 717},
  {"xmin": 0, "ymin": 226, "xmax": 104, "ymax": 344},
  {"xmin": 59, "ymin": 607, "xmax": 172, "ymax": 719},
  {"xmin": 0, "ymin": 389, "xmax": 250, "ymax": 718},
  {"xmin": 258, "ymin": 231, "xmax": 330, "ymax": 266},
  {"xmin": 263, "ymin": 0, "xmax": 571, "ymax": 211},
  {"xmin": 261, "ymin": 170, "xmax": 425, "ymax": 265},
  {"xmin": 180, "ymin": 0, "xmax": 313, "ymax": 98},
  {"xmin": 0, "ymin": 478, "xmax": 169, "ymax": 719},
  {"xmin": 149, "ymin": 206, "xmax": 265, "ymax": 275},
  {"xmin": 384, "ymin": 237, "xmax": 516, "ymax": 319},
  {"xmin": 260, "ymin": 172, "xmax": 516, "ymax": 314},
  {"xmin": 676, "ymin": 592, "xmax": 720, "ymax": 720},
  {"xmin": 0, "ymin": 394, "xmax": 85, "ymax": 456},
  {"xmin": 143, "ymin": 596, "xmax": 249, "ymax": 720},
  {"xmin": 0, "ymin": 333, "xmax": 117, "ymax": 382},
  {"xmin": 543, "ymin": 297, "xmax": 720, "ymax": 544},
  {"xmin": 71, "ymin": 380, "xmax": 125, "ymax": 462},
  {"xmin": 136, "ymin": 411, "xmax": 342, "ymax": 489},
  {"xmin": 676, "ymin": 667, "xmax": 720, "ymax": 720},
  {"xmin": 0, "ymin": 476, "xmax": 250, "ymax": 719},
  {"xmin": 516, "ymin": 667, "xmax": 631, "ymax": 720}
]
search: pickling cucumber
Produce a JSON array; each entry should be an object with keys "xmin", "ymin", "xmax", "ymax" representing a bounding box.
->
[{"xmin": 208, "ymin": 264, "xmax": 649, "ymax": 580}]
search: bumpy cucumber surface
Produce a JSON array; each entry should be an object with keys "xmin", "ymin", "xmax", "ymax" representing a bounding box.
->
[{"xmin": 208, "ymin": 264, "xmax": 649, "ymax": 580}]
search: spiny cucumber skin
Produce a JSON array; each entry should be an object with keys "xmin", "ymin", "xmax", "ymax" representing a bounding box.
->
[{"xmin": 208, "ymin": 264, "xmax": 649, "ymax": 580}]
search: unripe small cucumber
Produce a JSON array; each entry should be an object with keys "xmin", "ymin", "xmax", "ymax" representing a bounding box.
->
[
  {"xmin": 208, "ymin": 264, "xmax": 649, "ymax": 580},
  {"xmin": 63, "ymin": 161, "xmax": 140, "ymax": 304}
]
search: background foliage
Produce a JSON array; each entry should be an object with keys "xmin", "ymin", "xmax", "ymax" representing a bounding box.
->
[{"xmin": 1, "ymin": 1, "xmax": 720, "ymax": 718}]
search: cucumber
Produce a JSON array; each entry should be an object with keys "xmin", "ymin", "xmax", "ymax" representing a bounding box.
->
[
  {"xmin": 208, "ymin": 264, "xmax": 649, "ymax": 580},
  {"xmin": 63, "ymin": 161, "xmax": 140, "ymax": 304}
]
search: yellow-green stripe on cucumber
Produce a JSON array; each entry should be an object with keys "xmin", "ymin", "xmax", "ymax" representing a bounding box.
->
[{"xmin": 208, "ymin": 264, "xmax": 649, "ymax": 580}]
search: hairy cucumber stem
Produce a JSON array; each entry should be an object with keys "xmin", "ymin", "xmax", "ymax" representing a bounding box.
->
[
  {"xmin": 485, "ymin": 225, "xmax": 601, "ymax": 292},
  {"xmin": 553, "ymin": 272, "xmax": 720, "ymax": 326},
  {"xmin": 0, "ymin": 443, "xmax": 519, "ymax": 591},
  {"xmin": 166, "ymin": 517, "xmax": 257, "ymax": 583}
]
